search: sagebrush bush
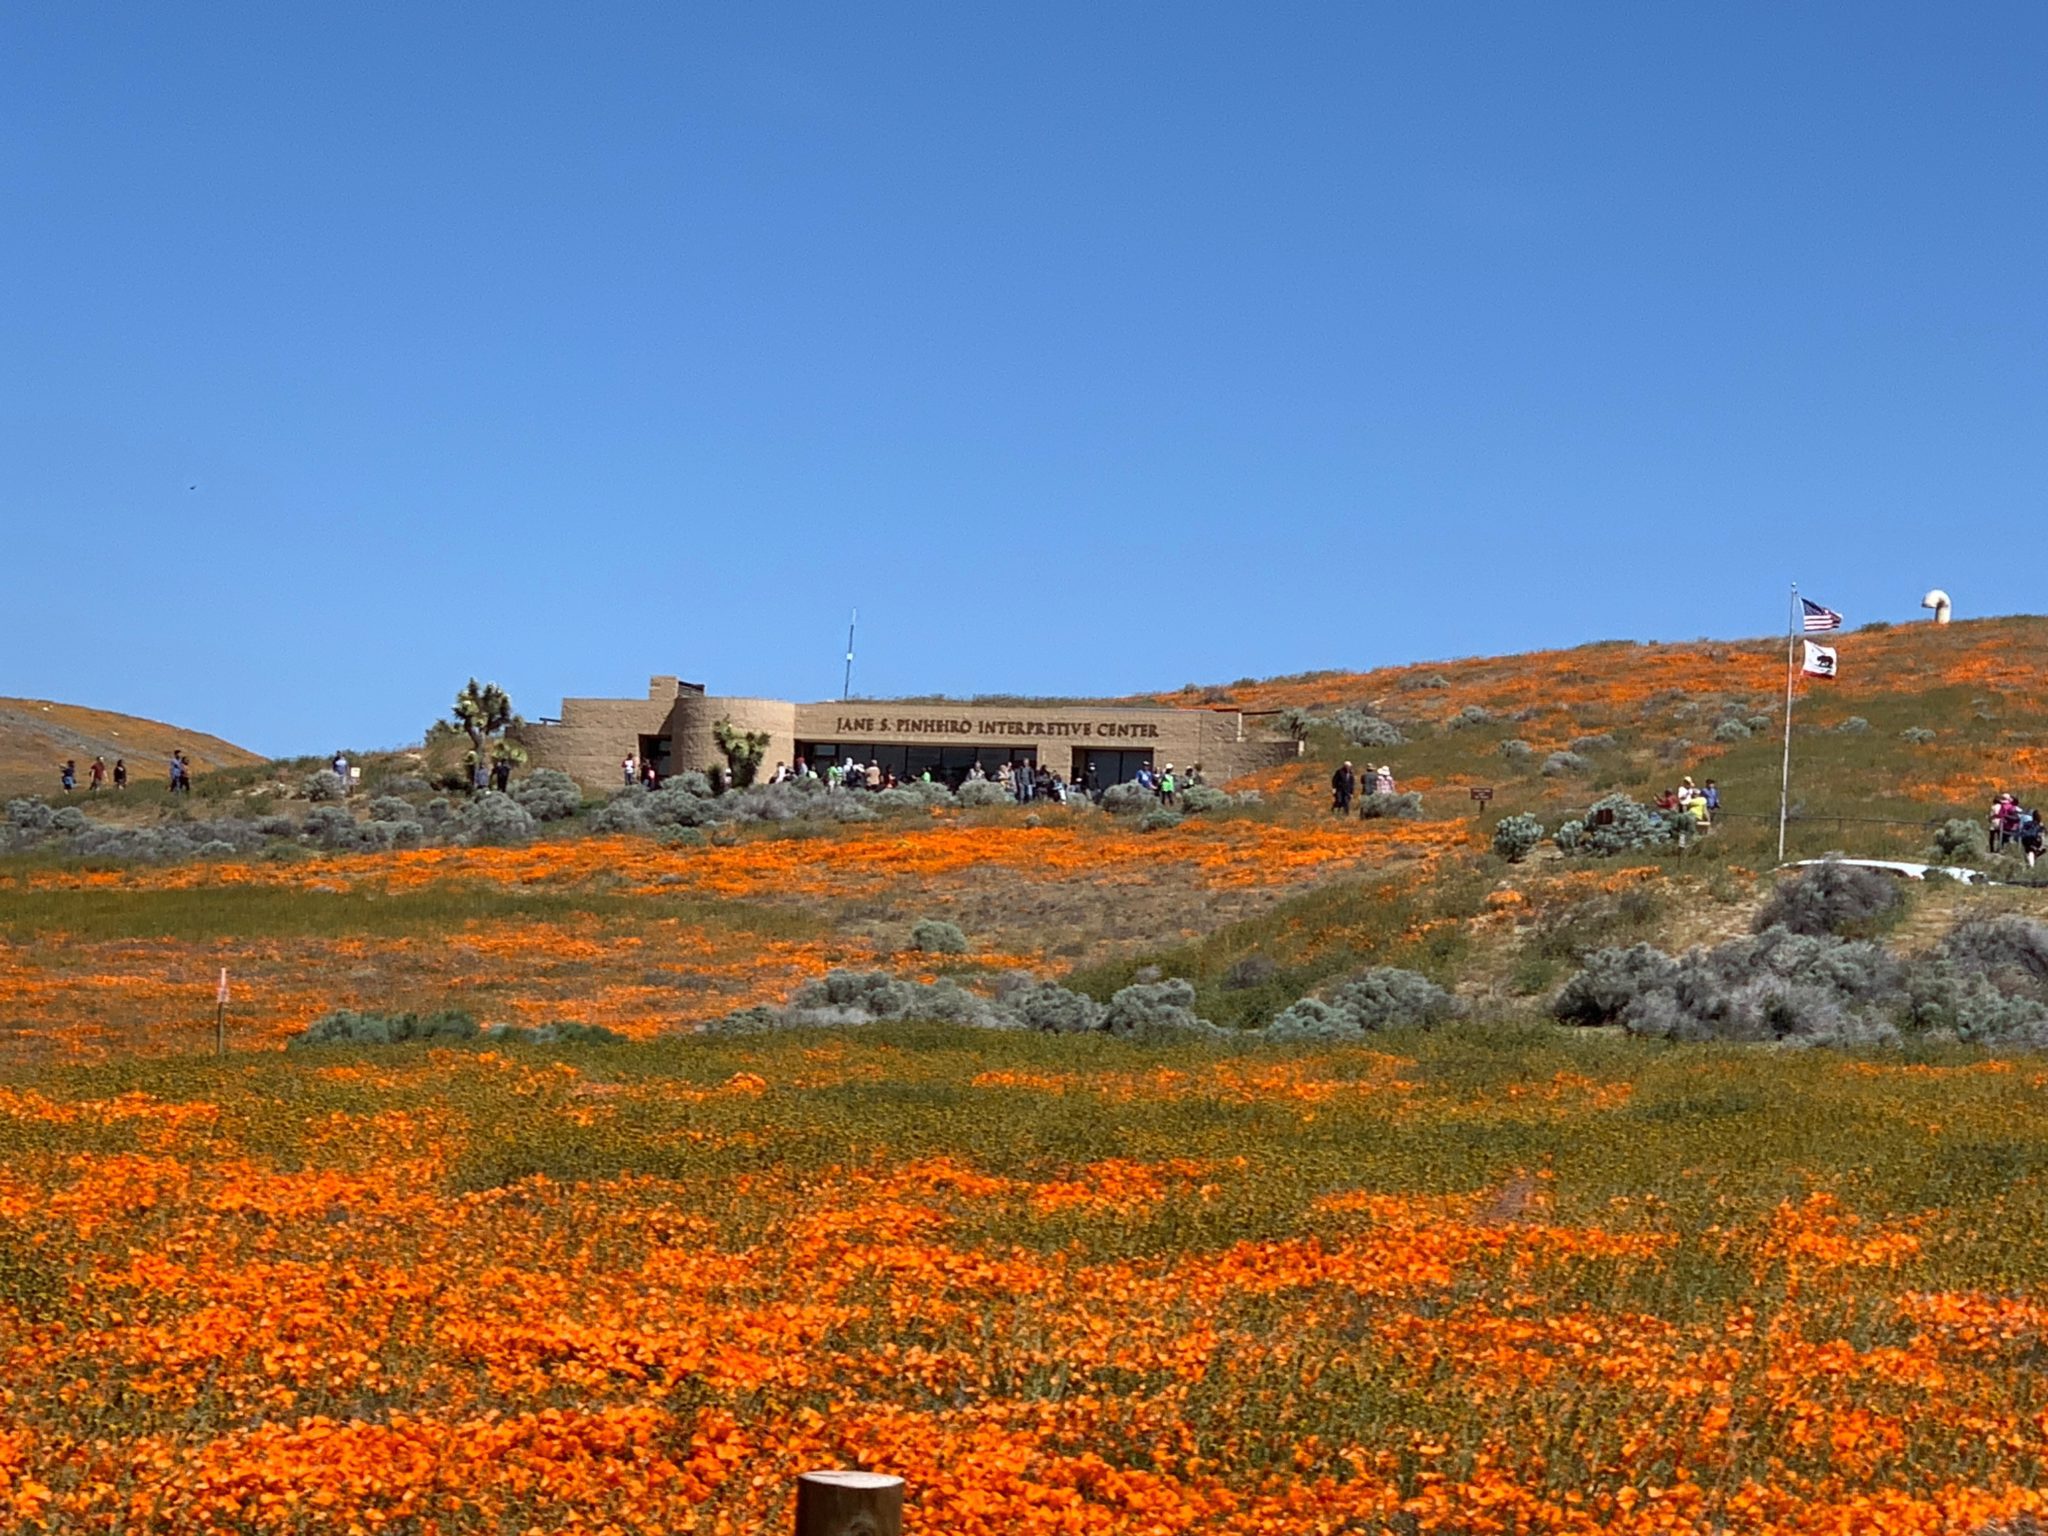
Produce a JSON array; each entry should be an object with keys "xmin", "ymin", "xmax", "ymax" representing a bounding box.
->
[
  {"xmin": 289, "ymin": 1009, "xmax": 480, "ymax": 1048},
  {"xmin": 1552, "ymin": 945, "xmax": 1681, "ymax": 1025},
  {"xmin": 512, "ymin": 768, "xmax": 583, "ymax": 821},
  {"xmin": 1098, "ymin": 782, "xmax": 1152, "ymax": 814},
  {"xmin": 1569, "ymin": 733, "xmax": 1617, "ymax": 753},
  {"xmin": 1491, "ymin": 814, "xmax": 1545, "ymax": 863},
  {"xmin": 304, "ymin": 770, "xmax": 347, "ymax": 802},
  {"xmin": 1137, "ymin": 809, "xmax": 1184, "ymax": 832},
  {"xmin": 1499, "ymin": 739, "xmax": 1535, "ymax": 764},
  {"xmin": 6, "ymin": 799, "xmax": 52, "ymax": 832},
  {"xmin": 1541, "ymin": 751, "xmax": 1592, "ymax": 777},
  {"xmin": 1446, "ymin": 705, "xmax": 1492, "ymax": 730},
  {"xmin": 1837, "ymin": 716, "xmax": 1870, "ymax": 734},
  {"xmin": 1900, "ymin": 726, "xmax": 1937, "ymax": 744},
  {"xmin": 1939, "ymin": 915, "xmax": 2048, "ymax": 989},
  {"xmin": 368, "ymin": 796, "xmax": 421, "ymax": 826},
  {"xmin": 1401, "ymin": 672, "xmax": 1449, "ymax": 691},
  {"xmin": 909, "ymin": 919, "xmax": 969, "ymax": 955},
  {"xmin": 955, "ymin": 780, "xmax": 1012, "ymax": 808},
  {"xmin": 455, "ymin": 793, "xmax": 536, "ymax": 846},
  {"xmin": 1753, "ymin": 861, "xmax": 1906, "ymax": 938},
  {"xmin": 479, "ymin": 1021, "xmax": 625, "ymax": 1045},
  {"xmin": 1929, "ymin": 818, "xmax": 1985, "ymax": 865},
  {"xmin": 1180, "ymin": 784, "xmax": 1233, "ymax": 814},
  {"xmin": 1357, "ymin": 792, "xmax": 1425, "ymax": 820},
  {"xmin": 1568, "ymin": 794, "xmax": 1679, "ymax": 857},
  {"xmin": 1334, "ymin": 710, "xmax": 1405, "ymax": 749},
  {"xmin": 1553, "ymin": 819, "xmax": 1586, "ymax": 854},
  {"xmin": 1712, "ymin": 719, "xmax": 1752, "ymax": 743},
  {"xmin": 1101, "ymin": 979, "xmax": 1220, "ymax": 1040},
  {"xmin": 1266, "ymin": 967, "xmax": 1457, "ymax": 1038}
]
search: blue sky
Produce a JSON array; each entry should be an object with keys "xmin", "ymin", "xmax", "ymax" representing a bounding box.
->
[{"xmin": 4, "ymin": 5, "xmax": 2043, "ymax": 755}]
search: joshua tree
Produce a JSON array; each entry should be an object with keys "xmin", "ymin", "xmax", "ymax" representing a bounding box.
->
[
  {"xmin": 449, "ymin": 680, "xmax": 519, "ymax": 792},
  {"xmin": 712, "ymin": 717, "xmax": 771, "ymax": 789}
]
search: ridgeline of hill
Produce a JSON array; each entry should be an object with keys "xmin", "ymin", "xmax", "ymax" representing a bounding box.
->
[{"xmin": 0, "ymin": 698, "xmax": 261, "ymax": 797}]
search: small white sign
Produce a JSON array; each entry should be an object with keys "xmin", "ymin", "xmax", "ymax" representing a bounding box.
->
[{"xmin": 216, "ymin": 968, "xmax": 230, "ymax": 1006}]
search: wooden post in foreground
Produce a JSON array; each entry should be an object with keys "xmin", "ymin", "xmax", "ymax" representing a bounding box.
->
[{"xmin": 795, "ymin": 1470, "xmax": 902, "ymax": 1536}]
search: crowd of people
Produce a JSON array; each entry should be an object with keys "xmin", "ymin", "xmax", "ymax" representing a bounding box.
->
[
  {"xmin": 57, "ymin": 756, "xmax": 144, "ymax": 793},
  {"xmin": 1989, "ymin": 792, "xmax": 2045, "ymax": 865},
  {"xmin": 1653, "ymin": 777, "xmax": 1719, "ymax": 827},
  {"xmin": 1328, "ymin": 761, "xmax": 1398, "ymax": 814},
  {"xmin": 622, "ymin": 751, "xmax": 1204, "ymax": 805}
]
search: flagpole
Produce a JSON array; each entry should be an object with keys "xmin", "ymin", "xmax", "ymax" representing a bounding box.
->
[{"xmin": 1777, "ymin": 583, "xmax": 1798, "ymax": 864}]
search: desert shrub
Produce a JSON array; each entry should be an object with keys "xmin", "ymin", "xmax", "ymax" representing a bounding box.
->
[
  {"xmin": 6, "ymin": 799, "xmax": 53, "ymax": 833},
  {"xmin": 304, "ymin": 769, "xmax": 347, "ymax": 802},
  {"xmin": 1276, "ymin": 707, "xmax": 1319, "ymax": 738},
  {"xmin": 50, "ymin": 805, "xmax": 88, "ymax": 835},
  {"xmin": 1900, "ymin": 726, "xmax": 1937, "ymax": 745},
  {"xmin": 1266, "ymin": 967, "xmax": 1457, "ymax": 1038},
  {"xmin": 1098, "ymin": 782, "xmax": 1152, "ymax": 814},
  {"xmin": 1541, "ymin": 751, "xmax": 1592, "ymax": 778},
  {"xmin": 455, "ymin": 793, "xmax": 536, "ymax": 846},
  {"xmin": 254, "ymin": 814, "xmax": 297, "ymax": 838},
  {"xmin": 1446, "ymin": 705, "xmax": 1492, "ymax": 730},
  {"xmin": 909, "ymin": 919, "xmax": 969, "ymax": 955},
  {"xmin": 1939, "ymin": 915, "xmax": 2048, "ymax": 988},
  {"xmin": 1102, "ymin": 979, "xmax": 1219, "ymax": 1040},
  {"xmin": 592, "ymin": 793, "xmax": 652, "ymax": 834},
  {"xmin": 1712, "ymin": 719, "xmax": 1752, "ymax": 743},
  {"xmin": 368, "ymin": 796, "xmax": 421, "ymax": 825},
  {"xmin": 901, "ymin": 780, "xmax": 954, "ymax": 807},
  {"xmin": 1552, "ymin": 945, "xmax": 1682, "ymax": 1026},
  {"xmin": 1745, "ymin": 715, "xmax": 1772, "ymax": 733},
  {"xmin": 289, "ymin": 1009, "xmax": 479, "ymax": 1048},
  {"xmin": 1569, "ymin": 733, "xmax": 1617, "ymax": 753},
  {"xmin": 1754, "ymin": 861, "xmax": 1908, "ymax": 938},
  {"xmin": 1180, "ymin": 784, "xmax": 1233, "ymax": 814},
  {"xmin": 637, "ymin": 785, "xmax": 713, "ymax": 828},
  {"xmin": 1357, "ymin": 791, "xmax": 1424, "ymax": 820},
  {"xmin": 1401, "ymin": 672, "xmax": 1449, "ymax": 691},
  {"xmin": 956, "ymin": 780, "xmax": 1012, "ymax": 808},
  {"xmin": 1499, "ymin": 739, "xmax": 1535, "ymax": 765},
  {"xmin": 377, "ymin": 772, "xmax": 432, "ymax": 797},
  {"xmin": 1335, "ymin": 710, "xmax": 1405, "ymax": 749},
  {"xmin": 1007, "ymin": 984, "xmax": 1106, "ymax": 1034},
  {"xmin": 512, "ymin": 768, "xmax": 583, "ymax": 821},
  {"xmin": 1137, "ymin": 808, "xmax": 1184, "ymax": 832},
  {"xmin": 1560, "ymin": 930, "xmax": 1904, "ymax": 1045},
  {"xmin": 1553, "ymin": 819, "xmax": 1586, "ymax": 854},
  {"xmin": 1836, "ymin": 716, "xmax": 1870, "ymax": 734},
  {"xmin": 1569, "ymin": 794, "xmax": 1679, "ymax": 857},
  {"xmin": 1223, "ymin": 955, "xmax": 1278, "ymax": 990},
  {"xmin": 1929, "ymin": 819, "xmax": 1985, "ymax": 865},
  {"xmin": 871, "ymin": 787, "xmax": 928, "ymax": 815},
  {"xmin": 480, "ymin": 1021, "xmax": 626, "ymax": 1045},
  {"xmin": 1491, "ymin": 814, "xmax": 1545, "ymax": 863}
]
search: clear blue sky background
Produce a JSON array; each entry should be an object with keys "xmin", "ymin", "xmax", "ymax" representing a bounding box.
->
[{"xmin": 4, "ymin": 5, "xmax": 2043, "ymax": 756}]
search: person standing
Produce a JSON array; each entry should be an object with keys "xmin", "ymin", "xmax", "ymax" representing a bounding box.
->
[
  {"xmin": 492, "ymin": 755, "xmax": 512, "ymax": 792},
  {"xmin": 88, "ymin": 757, "xmax": 106, "ymax": 792},
  {"xmin": 332, "ymin": 751, "xmax": 351, "ymax": 795},
  {"xmin": 60, "ymin": 760, "xmax": 76, "ymax": 794},
  {"xmin": 112, "ymin": 758, "xmax": 127, "ymax": 790},
  {"xmin": 1374, "ymin": 765, "xmax": 1395, "ymax": 797},
  {"xmin": 623, "ymin": 754, "xmax": 637, "ymax": 788},
  {"xmin": 1331, "ymin": 761, "xmax": 1356, "ymax": 815},
  {"xmin": 1159, "ymin": 765, "xmax": 1177, "ymax": 807}
]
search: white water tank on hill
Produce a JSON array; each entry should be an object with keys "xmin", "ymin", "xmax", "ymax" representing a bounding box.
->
[{"xmin": 1922, "ymin": 589, "xmax": 1953, "ymax": 624}]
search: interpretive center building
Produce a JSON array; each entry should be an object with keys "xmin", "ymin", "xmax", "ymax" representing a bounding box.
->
[{"xmin": 523, "ymin": 676, "xmax": 1300, "ymax": 791}]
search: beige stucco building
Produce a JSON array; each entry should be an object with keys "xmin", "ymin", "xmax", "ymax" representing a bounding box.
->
[{"xmin": 522, "ymin": 676, "xmax": 1298, "ymax": 791}]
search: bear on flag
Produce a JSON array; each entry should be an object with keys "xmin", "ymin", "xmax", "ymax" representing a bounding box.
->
[{"xmin": 1802, "ymin": 640, "xmax": 1838, "ymax": 679}]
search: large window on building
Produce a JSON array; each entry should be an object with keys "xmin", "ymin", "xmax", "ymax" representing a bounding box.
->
[
  {"xmin": 797, "ymin": 743, "xmax": 1037, "ymax": 787},
  {"xmin": 1073, "ymin": 748, "xmax": 1154, "ymax": 790}
]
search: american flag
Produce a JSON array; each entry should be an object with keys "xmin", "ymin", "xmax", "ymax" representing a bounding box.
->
[{"xmin": 1801, "ymin": 597, "xmax": 1842, "ymax": 633}]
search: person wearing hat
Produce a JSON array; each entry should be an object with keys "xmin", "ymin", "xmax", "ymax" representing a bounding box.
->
[
  {"xmin": 1331, "ymin": 760, "xmax": 1356, "ymax": 815},
  {"xmin": 1373, "ymin": 764, "xmax": 1395, "ymax": 796},
  {"xmin": 1159, "ymin": 764, "xmax": 1177, "ymax": 807}
]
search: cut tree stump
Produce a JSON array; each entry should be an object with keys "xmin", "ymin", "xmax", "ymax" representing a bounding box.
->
[{"xmin": 794, "ymin": 1470, "xmax": 903, "ymax": 1536}]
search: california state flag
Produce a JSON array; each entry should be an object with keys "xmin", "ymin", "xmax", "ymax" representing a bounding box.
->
[{"xmin": 1802, "ymin": 640, "xmax": 1839, "ymax": 679}]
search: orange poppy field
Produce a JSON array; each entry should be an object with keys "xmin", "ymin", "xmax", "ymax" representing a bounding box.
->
[{"xmin": 4, "ymin": 1027, "xmax": 2048, "ymax": 1534}]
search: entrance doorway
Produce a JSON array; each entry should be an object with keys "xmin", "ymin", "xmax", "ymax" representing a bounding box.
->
[
  {"xmin": 637, "ymin": 734, "xmax": 672, "ymax": 777},
  {"xmin": 1074, "ymin": 748, "xmax": 1154, "ymax": 793}
]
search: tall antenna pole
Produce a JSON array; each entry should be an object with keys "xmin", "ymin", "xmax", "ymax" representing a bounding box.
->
[
  {"xmin": 1777, "ymin": 582, "xmax": 1798, "ymax": 864},
  {"xmin": 842, "ymin": 609, "xmax": 857, "ymax": 702}
]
